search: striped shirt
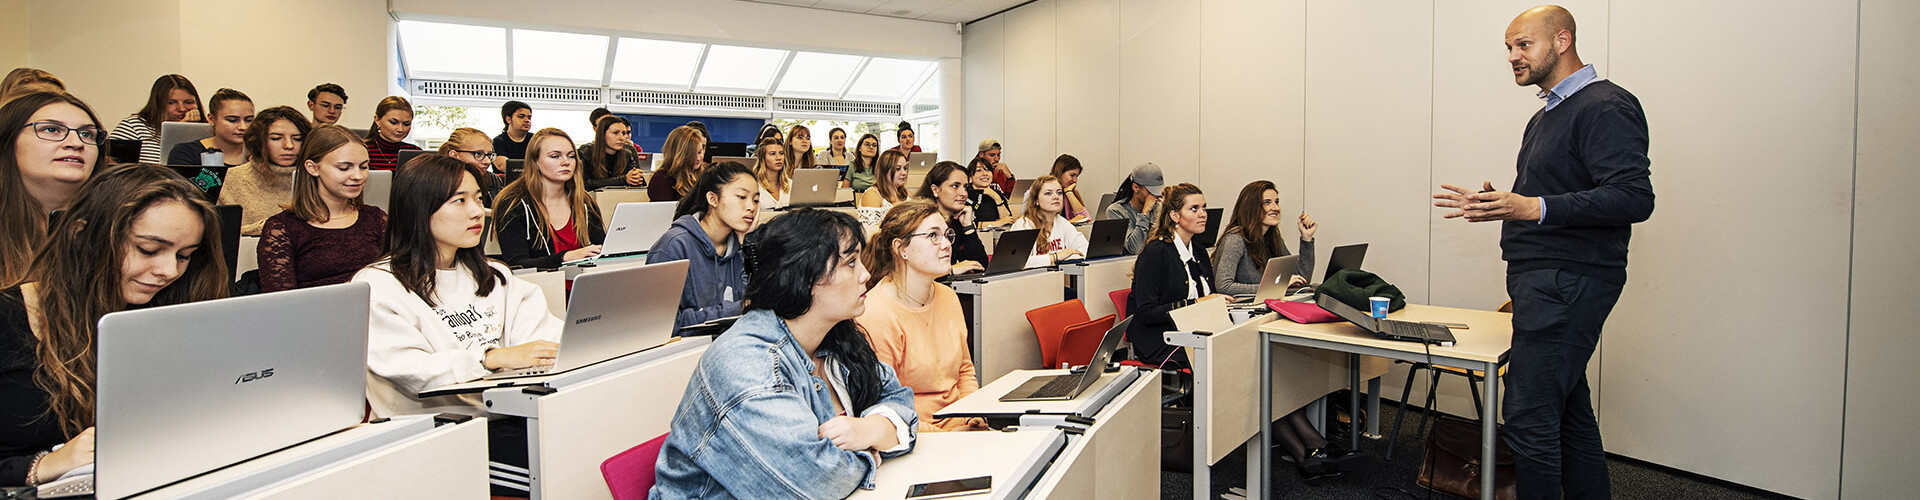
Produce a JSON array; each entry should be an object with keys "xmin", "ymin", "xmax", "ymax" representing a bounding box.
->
[
  {"xmin": 366, "ymin": 135, "xmax": 420, "ymax": 170},
  {"xmin": 108, "ymin": 115, "xmax": 163, "ymax": 164}
]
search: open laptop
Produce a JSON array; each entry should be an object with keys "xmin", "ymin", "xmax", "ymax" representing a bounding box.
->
[
  {"xmin": 784, "ymin": 168, "xmax": 846, "ymax": 208},
  {"xmin": 396, "ymin": 149, "xmax": 428, "ymax": 169},
  {"xmin": 1008, "ymin": 178, "xmax": 1035, "ymax": 202},
  {"xmin": 907, "ymin": 152, "xmax": 937, "ymax": 177},
  {"xmin": 711, "ymin": 156, "xmax": 757, "ymax": 171},
  {"xmin": 1080, "ymin": 219, "xmax": 1128, "ymax": 260},
  {"xmin": 1316, "ymin": 293, "xmax": 1455, "ymax": 346},
  {"xmin": 1231, "ymin": 255, "xmax": 1301, "ymax": 304},
  {"xmin": 76, "ymin": 283, "xmax": 371, "ymax": 499},
  {"xmin": 479, "ymin": 260, "xmax": 688, "ymax": 380},
  {"xmin": 157, "ymin": 122, "xmax": 213, "ymax": 163},
  {"xmin": 108, "ymin": 138, "xmax": 142, "ymax": 164},
  {"xmin": 1319, "ymin": 243, "xmax": 1368, "ymax": 284},
  {"xmin": 565, "ymin": 201, "xmax": 677, "ymax": 265},
  {"xmin": 1000, "ymin": 317, "xmax": 1133, "ymax": 402},
  {"xmin": 215, "ymin": 204, "xmax": 241, "ymax": 283},
  {"xmin": 1193, "ymin": 207, "xmax": 1225, "ymax": 249},
  {"xmin": 706, "ymin": 141, "xmax": 747, "ymax": 162},
  {"xmin": 504, "ymin": 159, "xmax": 526, "ymax": 184},
  {"xmin": 362, "ymin": 170, "xmax": 393, "ymax": 210},
  {"xmin": 949, "ymin": 229, "xmax": 1040, "ymax": 280},
  {"xmin": 1095, "ymin": 193, "xmax": 1117, "ymax": 219}
]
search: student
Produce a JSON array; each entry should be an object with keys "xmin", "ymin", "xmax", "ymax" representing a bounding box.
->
[
  {"xmin": 218, "ymin": 105, "xmax": 310, "ymax": 235},
  {"xmin": 754, "ymin": 138, "xmax": 790, "ymax": 211},
  {"xmin": 856, "ymin": 149, "xmax": 909, "ymax": 210},
  {"xmin": 846, "ymin": 133, "xmax": 880, "ymax": 192},
  {"xmin": 257, "ymin": 125, "xmax": 386, "ymax": 293},
  {"xmin": 786, "ymin": 124, "xmax": 816, "ymax": 174},
  {"xmin": 492, "ymin": 128, "xmax": 605, "ymax": 268},
  {"xmin": 968, "ymin": 157, "xmax": 1013, "ymax": 227},
  {"xmin": 493, "ymin": 101, "xmax": 532, "ymax": 166},
  {"xmin": 586, "ymin": 108, "xmax": 645, "ymax": 155},
  {"xmin": 683, "ymin": 120, "xmax": 710, "ymax": 143},
  {"xmin": 976, "ymin": 139, "xmax": 1014, "ymax": 195},
  {"xmin": 914, "ymin": 161, "xmax": 986, "ymax": 275},
  {"xmin": 305, "ymin": 83, "xmax": 347, "ymax": 126},
  {"xmin": 1050, "ymin": 154, "xmax": 1091, "ymax": 222},
  {"xmin": 1009, "ymin": 175, "xmax": 1090, "ymax": 268},
  {"xmin": 893, "ymin": 121, "xmax": 920, "ymax": 153},
  {"xmin": 1105, "ymin": 163, "xmax": 1165, "ymax": 255},
  {"xmin": 108, "ymin": 74, "xmax": 201, "ymax": 164},
  {"xmin": 362, "ymin": 96, "xmax": 418, "ymax": 170},
  {"xmin": 0, "ymin": 68, "xmax": 63, "ymax": 106},
  {"xmin": 651, "ymin": 208, "xmax": 917, "ymax": 499},
  {"xmin": 436, "ymin": 127, "xmax": 501, "ymax": 201},
  {"xmin": 0, "ymin": 91, "xmax": 107, "ymax": 286},
  {"xmin": 579, "ymin": 115, "xmax": 645, "ymax": 190},
  {"xmin": 857, "ymin": 200, "xmax": 987, "ymax": 432},
  {"xmin": 816, "ymin": 127, "xmax": 850, "ymax": 166},
  {"xmin": 167, "ymin": 88, "xmax": 253, "ymax": 198},
  {"xmin": 744, "ymin": 123, "xmax": 780, "ymax": 157},
  {"xmin": 647, "ymin": 161, "xmax": 757, "ymax": 335},
  {"xmin": 1126, "ymin": 183, "xmax": 1226, "ymax": 370},
  {"xmin": 0, "ymin": 164, "xmax": 228, "ymax": 488},
  {"xmin": 1213, "ymin": 180, "xmax": 1317, "ymax": 295},
  {"xmin": 648, "ymin": 125, "xmax": 705, "ymax": 203}
]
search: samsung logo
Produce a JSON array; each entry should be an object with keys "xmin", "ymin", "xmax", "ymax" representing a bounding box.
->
[
  {"xmin": 235, "ymin": 368, "xmax": 275, "ymax": 385},
  {"xmin": 575, "ymin": 315, "xmax": 603, "ymax": 325}
]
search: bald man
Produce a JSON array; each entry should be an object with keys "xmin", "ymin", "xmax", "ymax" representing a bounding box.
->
[{"xmin": 1433, "ymin": 6, "xmax": 1653, "ymax": 499}]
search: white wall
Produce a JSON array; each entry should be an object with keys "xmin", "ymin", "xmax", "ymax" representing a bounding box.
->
[
  {"xmin": 0, "ymin": 0, "xmax": 27, "ymax": 70},
  {"xmin": 963, "ymin": 0, "xmax": 1898, "ymax": 497}
]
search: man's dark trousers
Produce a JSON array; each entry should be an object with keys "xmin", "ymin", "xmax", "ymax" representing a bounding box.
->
[{"xmin": 1504, "ymin": 268, "xmax": 1622, "ymax": 499}]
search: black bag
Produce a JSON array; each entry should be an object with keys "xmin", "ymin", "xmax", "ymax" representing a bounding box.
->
[
  {"xmin": 1161, "ymin": 408, "xmax": 1193, "ymax": 472},
  {"xmin": 1418, "ymin": 414, "xmax": 1517, "ymax": 500},
  {"xmin": 1317, "ymin": 268, "xmax": 1407, "ymax": 312}
]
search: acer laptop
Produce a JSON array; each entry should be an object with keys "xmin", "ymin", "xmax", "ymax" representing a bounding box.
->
[
  {"xmin": 564, "ymin": 201, "xmax": 677, "ymax": 265},
  {"xmin": 784, "ymin": 168, "xmax": 846, "ymax": 208},
  {"xmin": 479, "ymin": 259, "xmax": 688, "ymax": 380},
  {"xmin": 1231, "ymin": 255, "xmax": 1300, "ymax": 304},
  {"xmin": 951, "ymin": 229, "xmax": 1040, "ymax": 280},
  {"xmin": 1000, "ymin": 317, "xmax": 1132, "ymax": 402},
  {"xmin": 1316, "ymin": 293, "xmax": 1455, "ymax": 347},
  {"xmin": 81, "ymin": 283, "xmax": 371, "ymax": 499}
]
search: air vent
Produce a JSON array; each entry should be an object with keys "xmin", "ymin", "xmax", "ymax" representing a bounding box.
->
[
  {"xmin": 911, "ymin": 104, "xmax": 940, "ymax": 115},
  {"xmin": 774, "ymin": 98, "xmax": 901, "ymax": 116},
  {"xmin": 411, "ymin": 80, "xmax": 602, "ymax": 104},
  {"xmin": 613, "ymin": 90, "xmax": 768, "ymax": 111}
]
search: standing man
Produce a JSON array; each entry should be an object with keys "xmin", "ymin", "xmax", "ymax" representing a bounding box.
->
[
  {"xmin": 975, "ymin": 139, "xmax": 1015, "ymax": 195},
  {"xmin": 1433, "ymin": 6, "xmax": 1653, "ymax": 499},
  {"xmin": 305, "ymin": 83, "xmax": 347, "ymax": 126},
  {"xmin": 494, "ymin": 101, "xmax": 533, "ymax": 168}
]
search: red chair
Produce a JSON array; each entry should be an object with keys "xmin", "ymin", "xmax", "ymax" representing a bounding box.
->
[
  {"xmin": 1056, "ymin": 314, "xmax": 1117, "ymax": 367},
  {"xmin": 1026, "ymin": 299, "xmax": 1092, "ymax": 369},
  {"xmin": 1108, "ymin": 289, "xmax": 1131, "ymax": 318},
  {"xmin": 601, "ymin": 433, "xmax": 669, "ymax": 500}
]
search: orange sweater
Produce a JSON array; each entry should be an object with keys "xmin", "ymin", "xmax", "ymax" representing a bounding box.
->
[{"xmin": 857, "ymin": 279, "xmax": 985, "ymax": 432}]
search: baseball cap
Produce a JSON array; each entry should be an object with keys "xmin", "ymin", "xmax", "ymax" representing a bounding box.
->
[
  {"xmin": 978, "ymin": 138, "xmax": 1001, "ymax": 152},
  {"xmin": 1128, "ymin": 163, "xmax": 1165, "ymax": 196}
]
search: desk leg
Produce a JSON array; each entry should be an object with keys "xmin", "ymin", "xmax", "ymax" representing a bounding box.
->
[
  {"xmin": 1366, "ymin": 377, "xmax": 1382, "ymax": 439},
  {"xmin": 1347, "ymin": 353, "xmax": 1361, "ymax": 451},
  {"xmin": 1255, "ymin": 340, "xmax": 1271, "ymax": 500},
  {"xmin": 1481, "ymin": 362, "xmax": 1501, "ymax": 500}
]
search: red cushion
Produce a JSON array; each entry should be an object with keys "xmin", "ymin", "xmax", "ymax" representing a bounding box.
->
[{"xmin": 601, "ymin": 433, "xmax": 669, "ymax": 500}]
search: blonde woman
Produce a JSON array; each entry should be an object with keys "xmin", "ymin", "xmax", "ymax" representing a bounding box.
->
[
  {"xmin": 1007, "ymin": 174, "xmax": 1089, "ymax": 268},
  {"xmin": 491, "ymin": 128, "xmax": 604, "ymax": 268}
]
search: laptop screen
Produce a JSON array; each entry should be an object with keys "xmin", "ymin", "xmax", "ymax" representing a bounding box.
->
[{"xmin": 1316, "ymin": 294, "xmax": 1378, "ymax": 332}]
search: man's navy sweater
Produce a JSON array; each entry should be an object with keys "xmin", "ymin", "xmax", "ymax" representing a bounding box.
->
[{"xmin": 1503, "ymin": 80, "xmax": 1655, "ymax": 285}]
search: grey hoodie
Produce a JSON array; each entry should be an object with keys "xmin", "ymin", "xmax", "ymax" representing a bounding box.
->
[{"xmin": 647, "ymin": 214, "xmax": 746, "ymax": 335}]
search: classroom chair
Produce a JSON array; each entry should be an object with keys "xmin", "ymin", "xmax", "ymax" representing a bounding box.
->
[
  {"xmin": 1108, "ymin": 288, "xmax": 1130, "ymax": 318},
  {"xmin": 1026, "ymin": 299, "xmax": 1092, "ymax": 369},
  {"xmin": 1056, "ymin": 314, "xmax": 1117, "ymax": 367},
  {"xmin": 601, "ymin": 433, "xmax": 669, "ymax": 500},
  {"xmin": 1383, "ymin": 300, "xmax": 1514, "ymax": 460}
]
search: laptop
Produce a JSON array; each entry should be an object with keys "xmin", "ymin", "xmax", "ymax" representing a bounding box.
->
[
  {"xmin": 157, "ymin": 122, "xmax": 213, "ymax": 163},
  {"xmin": 396, "ymin": 149, "xmax": 428, "ymax": 168},
  {"xmin": 479, "ymin": 260, "xmax": 688, "ymax": 380},
  {"xmin": 706, "ymin": 141, "xmax": 747, "ymax": 162},
  {"xmin": 1231, "ymin": 255, "xmax": 1301, "ymax": 304},
  {"xmin": 1319, "ymin": 243, "xmax": 1368, "ymax": 284},
  {"xmin": 784, "ymin": 168, "xmax": 846, "ymax": 208},
  {"xmin": 565, "ymin": 201, "xmax": 677, "ymax": 265},
  {"xmin": 1000, "ymin": 317, "xmax": 1132, "ymax": 402},
  {"xmin": 711, "ymin": 156, "xmax": 757, "ymax": 170},
  {"xmin": 82, "ymin": 283, "xmax": 371, "ymax": 499},
  {"xmin": 215, "ymin": 204, "xmax": 241, "ymax": 283},
  {"xmin": 108, "ymin": 138, "xmax": 143, "ymax": 164},
  {"xmin": 951, "ymin": 229, "xmax": 1041, "ymax": 280},
  {"xmin": 504, "ymin": 159, "xmax": 526, "ymax": 184},
  {"xmin": 907, "ymin": 152, "xmax": 936, "ymax": 176},
  {"xmin": 1008, "ymin": 178, "xmax": 1035, "ymax": 202},
  {"xmin": 1095, "ymin": 193, "xmax": 1117, "ymax": 219},
  {"xmin": 362, "ymin": 170, "xmax": 393, "ymax": 210},
  {"xmin": 1193, "ymin": 207, "xmax": 1224, "ymax": 249},
  {"xmin": 1315, "ymin": 293, "xmax": 1455, "ymax": 347},
  {"xmin": 1074, "ymin": 219, "xmax": 1128, "ymax": 261}
]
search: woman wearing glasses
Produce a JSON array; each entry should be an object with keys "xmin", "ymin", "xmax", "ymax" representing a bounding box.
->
[
  {"xmin": 580, "ymin": 115, "xmax": 644, "ymax": 190},
  {"xmin": 0, "ymin": 91, "xmax": 108, "ymax": 286},
  {"xmin": 437, "ymin": 127, "xmax": 501, "ymax": 202},
  {"xmin": 855, "ymin": 200, "xmax": 987, "ymax": 432}
]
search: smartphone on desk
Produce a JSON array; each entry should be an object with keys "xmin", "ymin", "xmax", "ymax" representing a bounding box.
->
[{"xmin": 906, "ymin": 475, "xmax": 992, "ymax": 499}]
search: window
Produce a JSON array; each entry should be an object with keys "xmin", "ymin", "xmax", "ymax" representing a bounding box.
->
[
  {"xmin": 610, "ymin": 38, "xmax": 705, "ymax": 89},
  {"xmin": 774, "ymin": 52, "xmax": 865, "ymax": 98},
  {"xmin": 845, "ymin": 58, "xmax": 934, "ymax": 102},
  {"xmin": 511, "ymin": 29, "xmax": 609, "ymax": 84},
  {"xmin": 694, "ymin": 45, "xmax": 790, "ymax": 94},
  {"xmin": 398, "ymin": 21, "xmax": 507, "ymax": 79}
]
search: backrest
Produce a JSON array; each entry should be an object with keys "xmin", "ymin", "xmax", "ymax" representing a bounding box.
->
[
  {"xmin": 1058, "ymin": 314, "xmax": 1117, "ymax": 368},
  {"xmin": 601, "ymin": 433, "xmax": 669, "ymax": 500},
  {"xmin": 1108, "ymin": 288, "xmax": 1131, "ymax": 319},
  {"xmin": 1024, "ymin": 299, "xmax": 1091, "ymax": 369}
]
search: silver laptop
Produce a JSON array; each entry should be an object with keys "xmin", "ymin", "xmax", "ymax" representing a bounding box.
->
[
  {"xmin": 1233, "ymin": 255, "xmax": 1301, "ymax": 304},
  {"xmin": 157, "ymin": 122, "xmax": 213, "ymax": 164},
  {"xmin": 784, "ymin": 168, "xmax": 844, "ymax": 208},
  {"xmin": 711, "ymin": 155, "xmax": 757, "ymax": 170},
  {"xmin": 1000, "ymin": 317, "xmax": 1132, "ymax": 402},
  {"xmin": 480, "ymin": 259, "xmax": 688, "ymax": 380},
  {"xmin": 89, "ymin": 283, "xmax": 370, "ymax": 499},
  {"xmin": 362, "ymin": 170, "xmax": 393, "ymax": 211},
  {"xmin": 907, "ymin": 152, "xmax": 936, "ymax": 176},
  {"xmin": 567, "ymin": 201, "xmax": 677, "ymax": 264},
  {"xmin": 1008, "ymin": 178, "xmax": 1035, "ymax": 202}
]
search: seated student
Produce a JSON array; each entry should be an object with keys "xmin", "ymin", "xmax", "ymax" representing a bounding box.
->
[
  {"xmin": 305, "ymin": 83, "xmax": 347, "ymax": 127},
  {"xmin": 856, "ymin": 149, "xmax": 909, "ymax": 210},
  {"xmin": 579, "ymin": 115, "xmax": 645, "ymax": 190},
  {"xmin": 168, "ymin": 88, "xmax": 253, "ymax": 199},
  {"xmin": 976, "ymin": 139, "xmax": 1014, "ymax": 195},
  {"xmin": 744, "ymin": 123, "xmax": 781, "ymax": 158},
  {"xmin": 362, "ymin": 96, "xmax": 419, "ymax": 170},
  {"xmin": 1105, "ymin": 163, "xmax": 1165, "ymax": 255},
  {"xmin": 108, "ymin": 74, "xmax": 201, "ymax": 164},
  {"xmin": 436, "ymin": 127, "xmax": 502, "ymax": 203},
  {"xmin": 1126, "ymin": 183, "xmax": 1228, "ymax": 370},
  {"xmin": 1214, "ymin": 180, "xmax": 1318, "ymax": 295},
  {"xmin": 651, "ymin": 208, "xmax": 917, "ymax": 499},
  {"xmin": 1009, "ymin": 175, "xmax": 1090, "ymax": 268},
  {"xmin": 847, "ymin": 133, "xmax": 880, "ymax": 192},
  {"xmin": 218, "ymin": 105, "xmax": 310, "ymax": 235},
  {"xmin": 257, "ymin": 125, "xmax": 386, "ymax": 293},
  {"xmin": 786, "ymin": 124, "xmax": 815, "ymax": 173},
  {"xmin": 492, "ymin": 128, "xmax": 605, "ymax": 268},
  {"xmin": 753, "ymin": 138, "xmax": 791, "ymax": 211},
  {"xmin": 857, "ymin": 201, "xmax": 988, "ymax": 432},
  {"xmin": 914, "ymin": 161, "xmax": 987, "ymax": 275},
  {"xmin": 1051, "ymin": 154, "xmax": 1092, "ymax": 222},
  {"xmin": 493, "ymin": 101, "xmax": 532, "ymax": 168},
  {"xmin": 0, "ymin": 91, "xmax": 108, "ymax": 286},
  {"xmin": 967, "ymin": 157, "xmax": 1013, "ymax": 227},
  {"xmin": 0, "ymin": 68, "xmax": 63, "ymax": 106},
  {"xmin": 649, "ymin": 125, "xmax": 705, "ymax": 203},
  {"xmin": 1, "ymin": 164, "xmax": 228, "ymax": 488},
  {"xmin": 893, "ymin": 121, "xmax": 921, "ymax": 153},
  {"xmin": 816, "ymin": 127, "xmax": 850, "ymax": 166},
  {"xmin": 648, "ymin": 161, "xmax": 757, "ymax": 335}
]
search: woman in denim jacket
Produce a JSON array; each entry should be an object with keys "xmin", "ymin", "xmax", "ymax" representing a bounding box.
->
[{"xmin": 651, "ymin": 208, "xmax": 919, "ymax": 499}]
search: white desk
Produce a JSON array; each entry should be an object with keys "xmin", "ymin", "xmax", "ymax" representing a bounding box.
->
[
  {"xmin": 129, "ymin": 415, "xmax": 487, "ymax": 499},
  {"xmin": 1061, "ymin": 256, "xmax": 1134, "ymax": 319},
  {"xmin": 949, "ymin": 269, "xmax": 1070, "ymax": 384},
  {"xmin": 935, "ymin": 367, "xmax": 1144, "ymax": 423},
  {"xmin": 848, "ymin": 429, "xmax": 1068, "ymax": 500},
  {"xmin": 1016, "ymin": 367, "xmax": 1163, "ymax": 499}
]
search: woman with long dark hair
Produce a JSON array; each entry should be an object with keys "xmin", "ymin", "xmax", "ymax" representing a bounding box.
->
[
  {"xmin": 218, "ymin": 105, "xmax": 310, "ymax": 235},
  {"xmin": 107, "ymin": 74, "xmax": 201, "ymax": 164},
  {"xmin": 580, "ymin": 114, "xmax": 644, "ymax": 190},
  {"xmin": 651, "ymin": 209, "xmax": 918, "ymax": 499},
  {"xmin": 913, "ymin": 161, "xmax": 987, "ymax": 275},
  {"xmin": 0, "ymin": 91, "xmax": 108, "ymax": 286},
  {"xmin": 967, "ymin": 157, "xmax": 1012, "ymax": 227},
  {"xmin": 1, "ymin": 164, "xmax": 228, "ymax": 487},
  {"xmin": 856, "ymin": 149, "xmax": 909, "ymax": 209},
  {"xmin": 847, "ymin": 133, "xmax": 880, "ymax": 192},
  {"xmin": 1214, "ymin": 180, "xmax": 1318, "ymax": 295},
  {"xmin": 647, "ymin": 161, "xmax": 759, "ymax": 335},
  {"xmin": 1126, "ymin": 183, "xmax": 1228, "ymax": 370}
]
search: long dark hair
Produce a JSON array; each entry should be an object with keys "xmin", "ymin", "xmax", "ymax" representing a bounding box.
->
[
  {"xmin": 586, "ymin": 114, "xmax": 633, "ymax": 181},
  {"xmin": 675, "ymin": 161, "xmax": 757, "ymax": 219},
  {"xmin": 381, "ymin": 155, "xmax": 500, "ymax": 306},
  {"xmin": 0, "ymin": 91, "xmax": 108, "ymax": 285},
  {"xmin": 135, "ymin": 74, "xmax": 202, "ymax": 129},
  {"xmin": 850, "ymin": 133, "xmax": 880, "ymax": 175},
  {"xmin": 1219, "ymin": 180, "xmax": 1285, "ymax": 267},
  {"xmin": 743, "ymin": 208, "xmax": 886, "ymax": 411},
  {"xmin": 1111, "ymin": 178, "xmax": 1140, "ymax": 210}
]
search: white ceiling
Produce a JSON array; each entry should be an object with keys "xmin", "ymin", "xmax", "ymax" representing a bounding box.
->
[{"xmin": 745, "ymin": 0, "xmax": 1025, "ymax": 25}]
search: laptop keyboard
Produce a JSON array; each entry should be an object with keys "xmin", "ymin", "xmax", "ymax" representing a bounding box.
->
[
  {"xmin": 1382, "ymin": 320, "xmax": 1439, "ymax": 339},
  {"xmin": 1028, "ymin": 374, "xmax": 1083, "ymax": 398}
]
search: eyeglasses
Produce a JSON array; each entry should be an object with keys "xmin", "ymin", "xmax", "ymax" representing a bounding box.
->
[
  {"xmin": 455, "ymin": 149, "xmax": 498, "ymax": 162},
  {"xmin": 907, "ymin": 229, "xmax": 956, "ymax": 244},
  {"xmin": 22, "ymin": 122, "xmax": 104, "ymax": 146}
]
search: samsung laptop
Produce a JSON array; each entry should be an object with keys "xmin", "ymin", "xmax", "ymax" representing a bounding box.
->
[
  {"xmin": 564, "ymin": 201, "xmax": 677, "ymax": 265},
  {"xmin": 950, "ymin": 229, "xmax": 1040, "ymax": 280},
  {"xmin": 784, "ymin": 168, "xmax": 847, "ymax": 208},
  {"xmin": 1000, "ymin": 317, "xmax": 1133, "ymax": 402},
  {"xmin": 478, "ymin": 259, "xmax": 688, "ymax": 380},
  {"xmin": 1316, "ymin": 293, "xmax": 1455, "ymax": 347}
]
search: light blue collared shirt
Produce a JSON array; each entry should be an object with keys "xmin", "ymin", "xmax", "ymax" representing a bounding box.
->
[{"xmin": 1537, "ymin": 64, "xmax": 1600, "ymax": 112}]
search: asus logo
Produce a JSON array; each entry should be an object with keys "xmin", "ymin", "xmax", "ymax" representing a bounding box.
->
[
  {"xmin": 235, "ymin": 368, "xmax": 275, "ymax": 384},
  {"xmin": 575, "ymin": 315, "xmax": 602, "ymax": 325}
]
